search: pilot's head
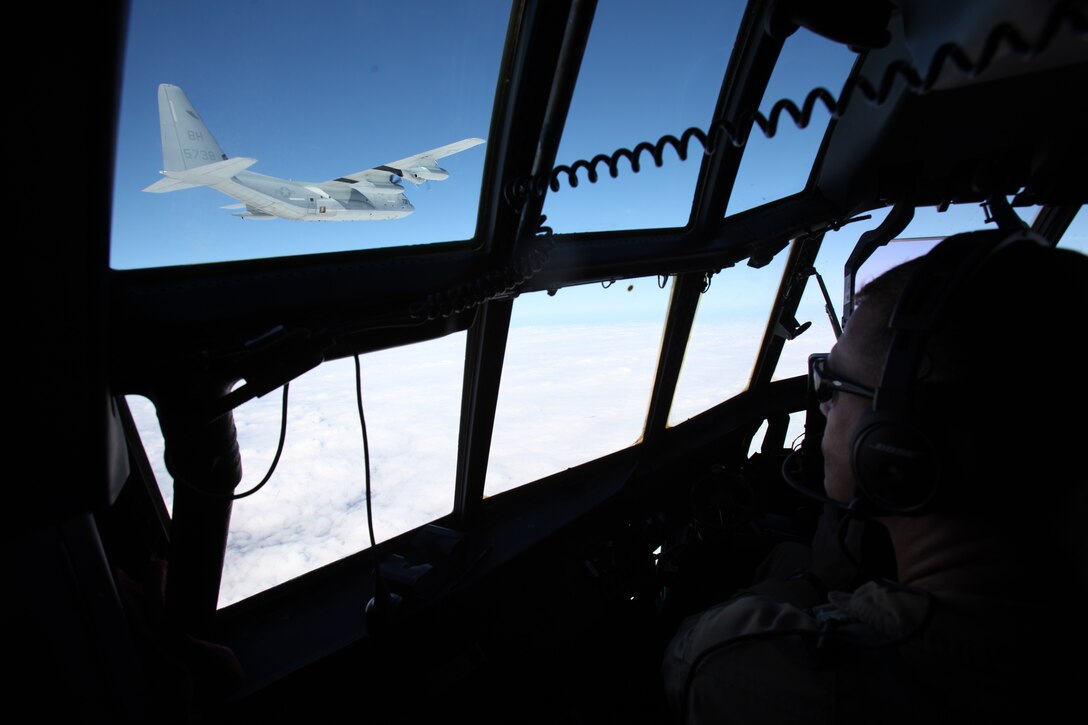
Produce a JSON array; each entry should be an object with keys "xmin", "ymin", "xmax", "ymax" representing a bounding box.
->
[{"xmin": 817, "ymin": 230, "xmax": 1088, "ymax": 522}]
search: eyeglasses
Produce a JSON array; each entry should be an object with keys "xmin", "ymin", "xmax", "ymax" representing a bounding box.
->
[{"xmin": 808, "ymin": 353, "xmax": 876, "ymax": 402}]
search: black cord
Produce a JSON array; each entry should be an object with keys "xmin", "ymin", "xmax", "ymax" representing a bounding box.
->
[
  {"xmin": 354, "ymin": 355, "xmax": 377, "ymax": 549},
  {"xmin": 174, "ymin": 383, "xmax": 290, "ymax": 501}
]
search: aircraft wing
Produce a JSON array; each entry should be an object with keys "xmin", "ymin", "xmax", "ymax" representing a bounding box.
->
[{"xmin": 331, "ymin": 138, "xmax": 485, "ymax": 186}]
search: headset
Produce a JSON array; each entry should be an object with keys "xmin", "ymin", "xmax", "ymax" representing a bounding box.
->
[{"xmin": 848, "ymin": 226, "xmax": 1047, "ymax": 515}]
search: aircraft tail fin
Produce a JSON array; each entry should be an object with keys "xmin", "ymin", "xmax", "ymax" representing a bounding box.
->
[{"xmin": 156, "ymin": 83, "xmax": 228, "ymax": 172}]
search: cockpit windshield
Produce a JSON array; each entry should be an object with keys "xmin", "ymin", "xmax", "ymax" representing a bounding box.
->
[
  {"xmin": 111, "ymin": 0, "xmax": 510, "ymax": 268},
  {"xmin": 113, "ymin": 0, "xmax": 1087, "ymax": 612}
]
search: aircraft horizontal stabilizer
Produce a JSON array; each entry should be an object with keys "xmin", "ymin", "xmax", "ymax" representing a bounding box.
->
[
  {"xmin": 142, "ymin": 177, "xmax": 201, "ymax": 193},
  {"xmin": 143, "ymin": 157, "xmax": 257, "ymax": 193}
]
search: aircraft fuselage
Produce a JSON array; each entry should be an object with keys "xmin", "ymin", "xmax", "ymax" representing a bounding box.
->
[{"xmin": 214, "ymin": 171, "xmax": 415, "ymax": 221}]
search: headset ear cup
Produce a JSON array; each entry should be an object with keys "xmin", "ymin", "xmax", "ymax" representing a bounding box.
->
[{"xmin": 852, "ymin": 411, "xmax": 941, "ymax": 515}]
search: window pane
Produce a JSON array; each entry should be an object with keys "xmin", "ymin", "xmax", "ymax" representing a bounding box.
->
[
  {"xmin": 540, "ymin": 0, "xmax": 740, "ymax": 234},
  {"xmin": 746, "ymin": 411, "xmax": 807, "ymax": 458},
  {"xmin": 112, "ymin": 1, "xmax": 509, "ymax": 269},
  {"xmin": 485, "ymin": 279, "xmax": 670, "ymax": 496},
  {"xmin": 773, "ymin": 203, "xmax": 1005, "ymax": 382},
  {"xmin": 725, "ymin": 29, "xmax": 857, "ymax": 217},
  {"xmin": 1058, "ymin": 205, "xmax": 1087, "ymax": 255},
  {"xmin": 124, "ymin": 394, "xmax": 171, "ymax": 514},
  {"xmin": 219, "ymin": 332, "xmax": 464, "ymax": 607},
  {"xmin": 668, "ymin": 256, "xmax": 789, "ymax": 426}
]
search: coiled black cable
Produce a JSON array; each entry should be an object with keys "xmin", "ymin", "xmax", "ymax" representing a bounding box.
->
[
  {"xmin": 506, "ymin": 1, "xmax": 1087, "ymax": 203},
  {"xmin": 420, "ymin": 4, "xmax": 1085, "ymax": 325}
]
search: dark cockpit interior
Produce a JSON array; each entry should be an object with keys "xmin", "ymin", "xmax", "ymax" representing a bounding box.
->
[{"xmin": 18, "ymin": 0, "xmax": 1087, "ymax": 720}]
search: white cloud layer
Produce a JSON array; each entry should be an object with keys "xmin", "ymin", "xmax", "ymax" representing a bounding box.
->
[
  {"xmin": 126, "ymin": 318, "xmax": 822, "ymax": 607},
  {"xmin": 486, "ymin": 323, "xmax": 664, "ymax": 494}
]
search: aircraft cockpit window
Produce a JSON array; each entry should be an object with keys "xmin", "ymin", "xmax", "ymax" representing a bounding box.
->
[
  {"xmin": 1060, "ymin": 205, "xmax": 1088, "ymax": 255},
  {"xmin": 724, "ymin": 28, "xmax": 857, "ymax": 217},
  {"xmin": 538, "ymin": 1, "xmax": 740, "ymax": 235},
  {"xmin": 124, "ymin": 394, "xmax": 171, "ymax": 513},
  {"xmin": 746, "ymin": 411, "xmax": 808, "ymax": 459},
  {"xmin": 771, "ymin": 203, "xmax": 1023, "ymax": 384},
  {"xmin": 484, "ymin": 278, "xmax": 670, "ymax": 497},
  {"xmin": 122, "ymin": 332, "xmax": 469, "ymax": 608},
  {"xmin": 123, "ymin": 334, "xmax": 466, "ymax": 608},
  {"xmin": 110, "ymin": 1, "xmax": 508, "ymax": 269},
  {"xmin": 667, "ymin": 254, "xmax": 789, "ymax": 427}
]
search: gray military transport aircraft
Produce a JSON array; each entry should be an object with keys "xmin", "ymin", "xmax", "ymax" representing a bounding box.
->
[
  {"xmin": 18, "ymin": 0, "xmax": 1088, "ymax": 722},
  {"xmin": 144, "ymin": 83, "xmax": 484, "ymax": 221}
]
